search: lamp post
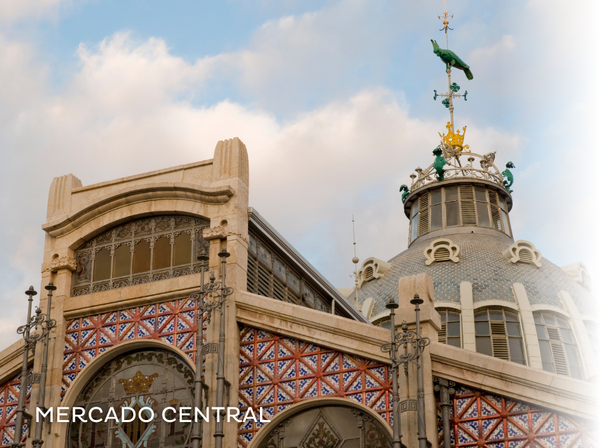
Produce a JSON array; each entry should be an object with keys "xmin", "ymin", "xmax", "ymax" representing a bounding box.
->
[
  {"xmin": 214, "ymin": 248, "xmax": 233, "ymax": 448},
  {"xmin": 189, "ymin": 249, "xmax": 233, "ymax": 448},
  {"xmin": 382, "ymin": 299, "xmax": 402, "ymax": 448},
  {"xmin": 12, "ymin": 286, "xmax": 38, "ymax": 448},
  {"xmin": 31, "ymin": 282, "xmax": 57, "ymax": 448},
  {"xmin": 381, "ymin": 293, "xmax": 431, "ymax": 448}
]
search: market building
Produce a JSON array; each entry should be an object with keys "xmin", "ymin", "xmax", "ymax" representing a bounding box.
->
[{"xmin": 0, "ymin": 9, "xmax": 597, "ymax": 448}]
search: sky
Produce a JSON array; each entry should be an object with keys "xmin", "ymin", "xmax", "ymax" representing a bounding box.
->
[{"xmin": 0, "ymin": 0, "xmax": 598, "ymax": 350}]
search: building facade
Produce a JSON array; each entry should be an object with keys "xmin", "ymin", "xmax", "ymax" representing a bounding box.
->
[{"xmin": 0, "ymin": 136, "xmax": 597, "ymax": 448}]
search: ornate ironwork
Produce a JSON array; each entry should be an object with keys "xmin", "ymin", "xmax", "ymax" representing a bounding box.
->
[
  {"xmin": 31, "ymin": 282, "xmax": 57, "ymax": 448},
  {"xmin": 381, "ymin": 294, "xmax": 431, "ymax": 448},
  {"xmin": 189, "ymin": 248, "xmax": 234, "ymax": 448},
  {"xmin": 409, "ymin": 150, "xmax": 505, "ymax": 193}
]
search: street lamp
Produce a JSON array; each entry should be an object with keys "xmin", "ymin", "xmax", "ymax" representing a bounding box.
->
[
  {"xmin": 13, "ymin": 282, "xmax": 56, "ymax": 448},
  {"xmin": 189, "ymin": 249, "xmax": 233, "ymax": 448},
  {"xmin": 381, "ymin": 293, "xmax": 431, "ymax": 448}
]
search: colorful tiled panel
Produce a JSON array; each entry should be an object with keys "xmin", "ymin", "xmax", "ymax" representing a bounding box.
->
[
  {"xmin": 237, "ymin": 325, "xmax": 392, "ymax": 448},
  {"xmin": 436, "ymin": 382, "xmax": 598, "ymax": 448},
  {"xmin": 63, "ymin": 298, "xmax": 203, "ymax": 397},
  {"xmin": 0, "ymin": 370, "xmax": 31, "ymax": 448}
]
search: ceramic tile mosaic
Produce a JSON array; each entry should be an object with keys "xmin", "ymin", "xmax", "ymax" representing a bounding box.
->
[
  {"xmin": 436, "ymin": 382, "xmax": 597, "ymax": 448},
  {"xmin": 63, "ymin": 298, "xmax": 205, "ymax": 397},
  {"xmin": 237, "ymin": 325, "xmax": 392, "ymax": 448},
  {"xmin": 0, "ymin": 370, "xmax": 31, "ymax": 447}
]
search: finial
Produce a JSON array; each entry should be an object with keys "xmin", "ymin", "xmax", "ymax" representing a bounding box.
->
[
  {"xmin": 410, "ymin": 293, "xmax": 424, "ymax": 305},
  {"xmin": 25, "ymin": 286, "xmax": 37, "ymax": 296},
  {"xmin": 45, "ymin": 282, "xmax": 57, "ymax": 291}
]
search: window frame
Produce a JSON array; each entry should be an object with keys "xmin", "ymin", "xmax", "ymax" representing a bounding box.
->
[
  {"xmin": 72, "ymin": 215, "xmax": 210, "ymax": 296},
  {"xmin": 533, "ymin": 311, "xmax": 583, "ymax": 379},
  {"xmin": 474, "ymin": 307, "xmax": 526, "ymax": 365}
]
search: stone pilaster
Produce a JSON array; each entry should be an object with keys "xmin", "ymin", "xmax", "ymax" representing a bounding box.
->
[
  {"xmin": 459, "ymin": 281, "xmax": 476, "ymax": 352},
  {"xmin": 513, "ymin": 283, "xmax": 543, "ymax": 369}
]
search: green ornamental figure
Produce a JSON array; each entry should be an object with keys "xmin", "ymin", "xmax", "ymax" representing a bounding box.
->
[
  {"xmin": 502, "ymin": 162, "xmax": 516, "ymax": 193},
  {"xmin": 431, "ymin": 40, "xmax": 473, "ymax": 80},
  {"xmin": 433, "ymin": 147, "xmax": 447, "ymax": 181},
  {"xmin": 399, "ymin": 184, "xmax": 410, "ymax": 203}
]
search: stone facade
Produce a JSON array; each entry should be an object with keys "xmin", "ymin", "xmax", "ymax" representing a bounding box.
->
[{"xmin": 0, "ymin": 137, "xmax": 596, "ymax": 448}]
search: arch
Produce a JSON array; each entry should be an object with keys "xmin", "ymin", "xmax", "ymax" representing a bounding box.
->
[
  {"xmin": 57, "ymin": 339, "xmax": 194, "ymax": 446},
  {"xmin": 43, "ymin": 182, "xmax": 233, "ymax": 239},
  {"xmin": 247, "ymin": 397, "xmax": 392, "ymax": 448},
  {"xmin": 473, "ymin": 300, "xmax": 519, "ymax": 311},
  {"xmin": 530, "ymin": 304, "xmax": 570, "ymax": 318}
]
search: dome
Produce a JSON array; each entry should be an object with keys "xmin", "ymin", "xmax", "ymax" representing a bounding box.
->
[{"xmin": 354, "ymin": 231, "xmax": 594, "ymax": 319}]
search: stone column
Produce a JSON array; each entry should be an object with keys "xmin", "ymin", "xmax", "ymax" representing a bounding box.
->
[
  {"xmin": 396, "ymin": 273, "xmax": 441, "ymax": 448},
  {"xmin": 459, "ymin": 281, "xmax": 476, "ymax": 352},
  {"xmin": 512, "ymin": 283, "xmax": 543, "ymax": 369}
]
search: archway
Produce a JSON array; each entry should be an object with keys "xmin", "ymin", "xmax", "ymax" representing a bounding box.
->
[
  {"xmin": 249, "ymin": 398, "xmax": 392, "ymax": 448},
  {"xmin": 66, "ymin": 347, "xmax": 194, "ymax": 448}
]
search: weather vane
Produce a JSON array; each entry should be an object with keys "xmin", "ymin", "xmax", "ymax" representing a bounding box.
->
[{"xmin": 431, "ymin": 0, "xmax": 472, "ymax": 156}]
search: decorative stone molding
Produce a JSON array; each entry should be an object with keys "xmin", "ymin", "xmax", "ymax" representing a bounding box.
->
[
  {"xmin": 424, "ymin": 238, "xmax": 460, "ymax": 265},
  {"xmin": 357, "ymin": 257, "xmax": 391, "ymax": 289},
  {"xmin": 561, "ymin": 262, "xmax": 591, "ymax": 289},
  {"xmin": 202, "ymin": 225, "xmax": 230, "ymax": 240},
  {"xmin": 503, "ymin": 240, "xmax": 542, "ymax": 268},
  {"xmin": 48, "ymin": 256, "xmax": 77, "ymax": 273}
]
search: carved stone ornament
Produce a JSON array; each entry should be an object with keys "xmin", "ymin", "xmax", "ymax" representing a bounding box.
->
[
  {"xmin": 357, "ymin": 257, "xmax": 391, "ymax": 289},
  {"xmin": 49, "ymin": 256, "xmax": 77, "ymax": 273},
  {"xmin": 202, "ymin": 225, "xmax": 230, "ymax": 240},
  {"xmin": 503, "ymin": 240, "xmax": 542, "ymax": 268},
  {"xmin": 424, "ymin": 238, "xmax": 460, "ymax": 265}
]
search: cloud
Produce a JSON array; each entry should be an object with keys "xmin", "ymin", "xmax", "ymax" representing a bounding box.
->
[{"xmin": 0, "ymin": 0, "xmax": 69, "ymax": 23}]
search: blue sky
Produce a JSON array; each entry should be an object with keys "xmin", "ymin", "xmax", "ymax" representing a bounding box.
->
[{"xmin": 0, "ymin": 0, "xmax": 598, "ymax": 349}]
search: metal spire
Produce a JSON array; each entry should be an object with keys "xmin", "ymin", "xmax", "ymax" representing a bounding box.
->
[
  {"xmin": 351, "ymin": 215, "xmax": 359, "ymax": 306},
  {"xmin": 433, "ymin": 0, "xmax": 468, "ymax": 131}
]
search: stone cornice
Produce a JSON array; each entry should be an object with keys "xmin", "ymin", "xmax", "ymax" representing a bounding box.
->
[
  {"xmin": 43, "ymin": 183, "xmax": 234, "ymax": 237},
  {"xmin": 430, "ymin": 342, "xmax": 597, "ymax": 420}
]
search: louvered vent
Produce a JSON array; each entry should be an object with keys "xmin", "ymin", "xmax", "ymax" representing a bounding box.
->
[
  {"xmin": 273, "ymin": 278, "xmax": 285, "ymax": 301},
  {"xmin": 490, "ymin": 322, "xmax": 509, "ymax": 360},
  {"xmin": 247, "ymin": 256, "xmax": 257, "ymax": 293},
  {"xmin": 364, "ymin": 266, "xmax": 374, "ymax": 282},
  {"xmin": 434, "ymin": 247, "xmax": 451, "ymax": 261},
  {"xmin": 257, "ymin": 264, "xmax": 271, "ymax": 297},
  {"xmin": 518, "ymin": 249, "xmax": 533, "ymax": 263},
  {"xmin": 460, "ymin": 186, "xmax": 476, "ymax": 225},
  {"xmin": 550, "ymin": 341, "xmax": 570, "ymax": 376},
  {"xmin": 418, "ymin": 194, "xmax": 429, "ymax": 235}
]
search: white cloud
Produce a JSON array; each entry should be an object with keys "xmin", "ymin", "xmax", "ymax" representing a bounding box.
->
[{"xmin": 0, "ymin": 0, "xmax": 69, "ymax": 23}]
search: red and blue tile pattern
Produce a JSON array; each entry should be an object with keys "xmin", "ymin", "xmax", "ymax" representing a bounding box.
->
[
  {"xmin": 438, "ymin": 383, "xmax": 598, "ymax": 448},
  {"xmin": 0, "ymin": 371, "xmax": 31, "ymax": 447},
  {"xmin": 237, "ymin": 325, "xmax": 392, "ymax": 448},
  {"xmin": 63, "ymin": 298, "xmax": 201, "ymax": 397}
]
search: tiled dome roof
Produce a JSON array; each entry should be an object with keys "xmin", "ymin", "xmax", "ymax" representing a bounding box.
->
[{"xmin": 353, "ymin": 232, "xmax": 594, "ymax": 318}]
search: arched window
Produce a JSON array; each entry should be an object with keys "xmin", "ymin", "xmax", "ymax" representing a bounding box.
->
[
  {"xmin": 72, "ymin": 215, "xmax": 210, "ymax": 296},
  {"xmin": 474, "ymin": 308, "xmax": 525, "ymax": 364},
  {"xmin": 68, "ymin": 348, "xmax": 194, "ymax": 448},
  {"xmin": 534, "ymin": 311, "xmax": 583, "ymax": 379},
  {"xmin": 438, "ymin": 309, "xmax": 461, "ymax": 347}
]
